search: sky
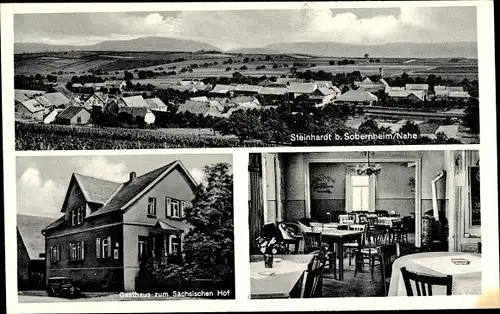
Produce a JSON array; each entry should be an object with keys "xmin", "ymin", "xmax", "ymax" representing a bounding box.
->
[
  {"xmin": 16, "ymin": 154, "xmax": 232, "ymax": 218},
  {"xmin": 14, "ymin": 6, "xmax": 477, "ymax": 50}
]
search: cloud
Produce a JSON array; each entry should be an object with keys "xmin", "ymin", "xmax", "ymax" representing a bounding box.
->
[
  {"xmin": 14, "ymin": 7, "xmax": 477, "ymax": 47},
  {"xmin": 72, "ymin": 156, "xmax": 129, "ymax": 182},
  {"xmin": 17, "ymin": 167, "xmax": 67, "ymax": 217},
  {"xmin": 189, "ymin": 167, "xmax": 205, "ymax": 183}
]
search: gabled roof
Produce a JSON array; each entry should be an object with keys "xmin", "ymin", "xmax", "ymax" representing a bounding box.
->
[
  {"xmin": 331, "ymin": 86, "xmax": 342, "ymax": 93},
  {"xmin": 42, "ymin": 215, "xmax": 65, "ymax": 233},
  {"xmin": 314, "ymin": 81, "xmax": 333, "ymax": 88},
  {"xmin": 258, "ymin": 78, "xmax": 274, "ymax": 86},
  {"xmin": 105, "ymin": 80, "xmax": 125, "ymax": 87},
  {"xmin": 120, "ymin": 95, "xmax": 148, "ymax": 107},
  {"xmin": 49, "ymin": 86, "xmax": 74, "ymax": 100},
  {"xmin": 190, "ymin": 96, "xmax": 209, "ymax": 102},
  {"xmin": 235, "ymin": 84, "xmax": 262, "ymax": 93},
  {"xmin": 17, "ymin": 214, "xmax": 57, "ymax": 260},
  {"xmin": 405, "ymin": 83, "xmax": 429, "ymax": 91},
  {"xmin": 434, "ymin": 85, "xmax": 447, "ymax": 91},
  {"xmin": 88, "ymin": 160, "xmax": 197, "ymax": 217},
  {"xmin": 56, "ymin": 106, "xmax": 89, "ymax": 120},
  {"xmin": 15, "ymin": 89, "xmax": 46, "ymax": 101},
  {"xmin": 34, "ymin": 95, "xmax": 53, "ymax": 108},
  {"xmin": 379, "ymin": 79, "xmax": 389, "ymax": 87},
  {"xmin": 210, "ymin": 84, "xmax": 237, "ymax": 94},
  {"xmin": 72, "ymin": 83, "xmax": 83, "ymax": 88},
  {"xmin": 336, "ymin": 89, "xmax": 378, "ymax": 102},
  {"xmin": 19, "ymin": 99, "xmax": 44, "ymax": 113},
  {"xmin": 258, "ymin": 87, "xmax": 288, "ymax": 95},
  {"xmin": 231, "ymin": 95, "xmax": 260, "ymax": 106},
  {"xmin": 73, "ymin": 173, "xmax": 121, "ymax": 205},
  {"xmin": 145, "ymin": 97, "xmax": 167, "ymax": 109},
  {"xmin": 41, "ymin": 92, "xmax": 71, "ymax": 107},
  {"xmin": 275, "ymin": 77, "xmax": 304, "ymax": 85},
  {"xmin": 448, "ymin": 91, "xmax": 470, "ymax": 98},
  {"xmin": 15, "ymin": 90, "xmax": 30, "ymax": 102},
  {"xmin": 435, "ymin": 125, "xmax": 459, "ymax": 138},
  {"xmin": 287, "ymin": 82, "xmax": 317, "ymax": 94},
  {"xmin": 417, "ymin": 122, "xmax": 441, "ymax": 135},
  {"xmin": 314, "ymin": 87, "xmax": 334, "ymax": 96},
  {"xmin": 119, "ymin": 106, "xmax": 154, "ymax": 118},
  {"xmin": 388, "ymin": 90, "xmax": 424, "ymax": 101},
  {"xmin": 447, "ymin": 86, "xmax": 464, "ymax": 92},
  {"xmin": 362, "ymin": 77, "xmax": 373, "ymax": 84},
  {"xmin": 177, "ymin": 100, "xmax": 224, "ymax": 116}
]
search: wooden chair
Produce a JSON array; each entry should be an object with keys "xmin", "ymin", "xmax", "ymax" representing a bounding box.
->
[
  {"xmin": 366, "ymin": 217, "xmax": 378, "ymax": 230},
  {"xmin": 303, "ymin": 232, "xmax": 322, "ymax": 254},
  {"xmin": 358, "ymin": 214, "xmax": 368, "ymax": 224},
  {"xmin": 354, "ymin": 228, "xmax": 388, "ymax": 281},
  {"xmin": 343, "ymin": 224, "xmax": 367, "ymax": 266},
  {"xmin": 300, "ymin": 254, "xmax": 326, "ymax": 298},
  {"xmin": 379, "ymin": 244, "xmax": 399, "ymax": 296},
  {"xmin": 278, "ymin": 222, "xmax": 303, "ymax": 254},
  {"xmin": 391, "ymin": 221, "xmax": 409, "ymax": 244},
  {"xmin": 400, "ymin": 267, "xmax": 453, "ymax": 296}
]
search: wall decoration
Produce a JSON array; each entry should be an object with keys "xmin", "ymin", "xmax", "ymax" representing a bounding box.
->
[{"xmin": 311, "ymin": 174, "xmax": 335, "ymax": 193}]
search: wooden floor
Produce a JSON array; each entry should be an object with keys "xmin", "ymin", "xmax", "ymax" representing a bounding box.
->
[{"xmin": 320, "ymin": 232, "xmax": 415, "ymax": 298}]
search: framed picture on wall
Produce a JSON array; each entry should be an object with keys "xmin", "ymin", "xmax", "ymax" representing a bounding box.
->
[{"xmin": 469, "ymin": 165, "xmax": 480, "ymax": 226}]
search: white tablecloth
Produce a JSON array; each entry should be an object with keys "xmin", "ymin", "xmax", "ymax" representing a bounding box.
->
[
  {"xmin": 377, "ymin": 217, "xmax": 402, "ymax": 227},
  {"xmin": 388, "ymin": 252, "xmax": 481, "ymax": 296}
]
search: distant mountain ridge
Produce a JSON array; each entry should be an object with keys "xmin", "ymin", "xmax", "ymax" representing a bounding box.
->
[
  {"xmin": 15, "ymin": 36, "xmax": 477, "ymax": 58},
  {"xmin": 14, "ymin": 36, "xmax": 220, "ymax": 53}
]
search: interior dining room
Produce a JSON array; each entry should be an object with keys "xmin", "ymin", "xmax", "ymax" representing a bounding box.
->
[{"xmin": 248, "ymin": 149, "xmax": 481, "ymax": 299}]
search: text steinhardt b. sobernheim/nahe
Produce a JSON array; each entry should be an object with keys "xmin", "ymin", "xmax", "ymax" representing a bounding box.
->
[{"xmin": 290, "ymin": 132, "xmax": 419, "ymax": 142}]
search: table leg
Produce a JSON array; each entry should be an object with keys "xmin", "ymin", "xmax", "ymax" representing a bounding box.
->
[{"xmin": 338, "ymin": 239, "xmax": 344, "ymax": 281}]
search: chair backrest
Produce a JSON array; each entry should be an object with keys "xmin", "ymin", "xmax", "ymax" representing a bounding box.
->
[
  {"xmin": 303, "ymin": 232, "xmax": 321, "ymax": 252},
  {"xmin": 379, "ymin": 244, "xmax": 398, "ymax": 293},
  {"xmin": 278, "ymin": 222, "xmax": 300, "ymax": 240},
  {"xmin": 367, "ymin": 229, "xmax": 388, "ymax": 248},
  {"xmin": 400, "ymin": 267, "xmax": 453, "ymax": 296},
  {"xmin": 367, "ymin": 217, "xmax": 378, "ymax": 226},
  {"xmin": 347, "ymin": 213, "xmax": 357, "ymax": 221},
  {"xmin": 358, "ymin": 214, "xmax": 368, "ymax": 224},
  {"xmin": 300, "ymin": 255, "xmax": 325, "ymax": 298}
]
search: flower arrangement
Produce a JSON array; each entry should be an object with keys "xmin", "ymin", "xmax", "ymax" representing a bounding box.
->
[{"xmin": 256, "ymin": 236, "xmax": 285, "ymax": 255}]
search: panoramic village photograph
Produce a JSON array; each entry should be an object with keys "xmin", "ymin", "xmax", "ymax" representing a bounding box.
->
[
  {"xmin": 16, "ymin": 154, "xmax": 234, "ymax": 302},
  {"xmin": 13, "ymin": 6, "xmax": 479, "ymax": 150}
]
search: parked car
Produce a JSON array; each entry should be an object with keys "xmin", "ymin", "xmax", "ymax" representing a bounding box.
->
[{"xmin": 46, "ymin": 277, "xmax": 81, "ymax": 298}]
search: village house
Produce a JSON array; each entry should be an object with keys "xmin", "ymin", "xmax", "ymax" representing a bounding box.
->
[
  {"xmin": 145, "ymin": 97, "xmax": 168, "ymax": 111},
  {"xmin": 55, "ymin": 106, "xmax": 91, "ymax": 125},
  {"xmin": 434, "ymin": 86, "xmax": 470, "ymax": 100},
  {"xmin": 105, "ymin": 80, "xmax": 127, "ymax": 93},
  {"xmin": 257, "ymin": 87, "xmax": 289, "ymax": 103},
  {"xmin": 17, "ymin": 214, "xmax": 56, "ymax": 290},
  {"xmin": 15, "ymin": 99, "xmax": 45, "ymax": 121},
  {"xmin": 354, "ymin": 77, "xmax": 389, "ymax": 94},
  {"xmin": 233, "ymin": 84, "xmax": 262, "ymax": 96},
  {"xmin": 405, "ymin": 83, "xmax": 430, "ymax": 99},
  {"xmin": 310, "ymin": 87, "xmax": 338, "ymax": 107},
  {"xmin": 117, "ymin": 95, "xmax": 148, "ymax": 108},
  {"xmin": 177, "ymin": 100, "xmax": 224, "ymax": 117},
  {"xmin": 15, "ymin": 89, "xmax": 46, "ymax": 103},
  {"xmin": 274, "ymin": 77, "xmax": 305, "ymax": 86},
  {"xmin": 83, "ymin": 92, "xmax": 109, "ymax": 110},
  {"xmin": 42, "ymin": 160, "xmax": 198, "ymax": 291},
  {"xmin": 118, "ymin": 107, "xmax": 156, "ymax": 125},
  {"xmin": 335, "ymin": 89, "xmax": 378, "ymax": 105},
  {"xmin": 287, "ymin": 82, "xmax": 318, "ymax": 100},
  {"xmin": 35, "ymin": 92, "xmax": 72, "ymax": 111},
  {"xmin": 258, "ymin": 78, "xmax": 274, "ymax": 87},
  {"xmin": 388, "ymin": 90, "xmax": 426, "ymax": 103},
  {"xmin": 209, "ymin": 84, "xmax": 237, "ymax": 97}
]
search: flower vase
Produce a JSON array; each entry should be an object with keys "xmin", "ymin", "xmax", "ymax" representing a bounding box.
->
[{"xmin": 264, "ymin": 253, "xmax": 274, "ymax": 268}]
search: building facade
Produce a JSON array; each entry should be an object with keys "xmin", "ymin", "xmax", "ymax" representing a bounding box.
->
[{"xmin": 42, "ymin": 161, "xmax": 198, "ymax": 292}]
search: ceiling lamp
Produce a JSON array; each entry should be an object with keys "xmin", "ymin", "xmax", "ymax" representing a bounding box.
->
[{"xmin": 356, "ymin": 152, "xmax": 382, "ymax": 176}]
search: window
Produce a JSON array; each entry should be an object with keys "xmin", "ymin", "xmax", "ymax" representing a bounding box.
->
[
  {"xmin": 96, "ymin": 236, "xmax": 112, "ymax": 258},
  {"xmin": 345, "ymin": 172, "xmax": 376, "ymax": 212},
  {"xmin": 148, "ymin": 197, "xmax": 157, "ymax": 216},
  {"xmin": 50, "ymin": 246, "xmax": 61, "ymax": 263},
  {"xmin": 169, "ymin": 235, "xmax": 180, "ymax": 255},
  {"xmin": 72, "ymin": 187, "xmax": 81, "ymax": 195},
  {"xmin": 68, "ymin": 241, "xmax": 85, "ymax": 261},
  {"xmin": 70, "ymin": 206, "xmax": 85, "ymax": 227},
  {"xmin": 138, "ymin": 237, "xmax": 148, "ymax": 260},
  {"xmin": 166, "ymin": 197, "xmax": 185, "ymax": 219},
  {"xmin": 171, "ymin": 200, "xmax": 180, "ymax": 218},
  {"xmin": 352, "ymin": 176, "xmax": 370, "ymax": 211},
  {"xmin": 76, "ymin": 116, "xmax": 82, "ymax": 124}
]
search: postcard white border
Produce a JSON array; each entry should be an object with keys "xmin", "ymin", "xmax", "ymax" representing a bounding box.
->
[{"xmin": 2, "ymin": 1, "xmax": 498, "ymax": 313}]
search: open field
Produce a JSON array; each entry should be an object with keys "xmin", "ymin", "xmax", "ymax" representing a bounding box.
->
[{"xmin": 15, "ymin": 51, "xmax": 479, "ymax": 82}]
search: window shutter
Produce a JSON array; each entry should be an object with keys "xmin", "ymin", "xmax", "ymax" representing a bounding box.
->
[
  {"xmin": 81, "ymin": 241, "xmax": 85, "ymax": 260},
  {"xmin": 96, "ymin": 238, "xmax": 101, "ymax": 258},
  {"xmin": 181, "ymin": 201, "xmax": 186, "ymax": 218},
  {"xmin": 166, "ymin": 197, "xmax": 172, "ymax": 217},
  {"xmin": 57, "ymin": 245, "xmax": 61, "ymax": 262},
  {"xmin": 107, "ymin": 236, "xmax": 111, "ymax": 257},
  {"xmin": 68, "ymin": 243, "xmax": 71, "ymax": 261}
]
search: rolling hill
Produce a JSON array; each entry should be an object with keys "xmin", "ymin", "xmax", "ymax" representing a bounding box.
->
[{"xmin": 14, "ymin": 36, "xmax": 220, "ymax": 53}]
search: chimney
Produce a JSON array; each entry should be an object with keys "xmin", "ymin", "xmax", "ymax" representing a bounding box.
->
[
  {"xmin": 379, "ymin": 67, "xmax": 383, "ymax": 78},
  {"xmin": 129, "ymin": 172, "xmax": 136, "ymax": 182}
]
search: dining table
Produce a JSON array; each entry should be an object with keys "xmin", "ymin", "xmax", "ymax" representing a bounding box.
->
[
  {"xmin": 320, "ymin": 228, "xmax": 364, "ymax": 281},
  {"xmin": 388, "ymin": 251, "xmax": 482, "ymax": 296},
  {"xmin": 376, "ymin": 216, "xmax": 403, "ymax": 228},
  {"xmin": 250, "ymin": 254, "xmax": 315, "ymax": 299}
]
